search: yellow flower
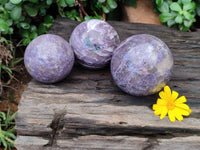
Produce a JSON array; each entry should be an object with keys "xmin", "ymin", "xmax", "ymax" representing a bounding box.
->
[{"xmin": 153, "ymin": 86, "xmax": 192, "ymax": 122}]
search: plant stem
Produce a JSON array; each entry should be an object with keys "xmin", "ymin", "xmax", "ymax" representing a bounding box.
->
[{"xmin": 78, "ymin": 0, "xmax": 88, "ymax": 17}]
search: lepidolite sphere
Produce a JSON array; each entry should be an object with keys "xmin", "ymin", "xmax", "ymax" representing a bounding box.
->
[
  {"xmin": 24, "ymin": 34, "xmax": 74, "ymax": 83},
  {"xmin": 111, "ymin": 34, "xmax": 173, "ymax": 96},
  {"xmin": 70, "ymin": 19, "xmax": 120, "ymax": 69}
]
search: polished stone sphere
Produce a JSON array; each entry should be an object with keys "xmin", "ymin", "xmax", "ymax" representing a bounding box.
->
[
  {"xmin": 24, "ymin": 34, "xmax": 74, "ymax": 83},
  {"xmin": 70, "ymin": 19, "xmax": 120, "ymax": 69},
  {"xmin": 111, "ymin": 34, "xmax": 173, "ymax": 96}
]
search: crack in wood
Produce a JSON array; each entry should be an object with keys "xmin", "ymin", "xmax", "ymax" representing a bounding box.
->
[
  {"xmin": 45, "ymin": 108, "xmax": 66, "ymax": 147},
  {"xmin": 142, "ymin": 138, "xmax": 158, "ymax": 150}
]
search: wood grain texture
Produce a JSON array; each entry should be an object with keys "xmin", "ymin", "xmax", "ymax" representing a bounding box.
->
[{"xmin": 15, "ymin": 18, "xmax": 200, "ymax": 149}]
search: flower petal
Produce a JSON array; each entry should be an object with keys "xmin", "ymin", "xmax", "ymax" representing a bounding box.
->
[
  {"xmin": 157, "ymin": 98, "xmax": 167, "ymax": 105},
  {"xmin": 154, "ymin": 109, "xmax": 162, "ymax": 115},
  {"xmin": 164, "ymin": 86, "xmax": 171, "ymax": 97},
  {"xmin": 168, "ymin": 110, "xmax": 176, "ymax": 122},
  {"xmin": 175, "ymin": 103, "xmax": 190, "ymax": 110},
  {"xmin": 153, "ymin": 105, "xmax": 163, "ymax": 115},
  {"xmin": 152, "ymin": 104, "xmax": 158, "ymax": 110},
  {"xmin": 159, "ymin": 91, "xmax": 166, "ymax": 99},
  {"xmin": 172, "ymin": 91, "xmax": 179, "ymax": 101},
  {"xmin": 173, "ymin": 108, "xmax": 183, "ymax": 121},
  {"xmin": 153, "ymin": 105, "xmax": 167, "ymax": 116},
  {"xmin": 160, "ymin": 106, "xmax": 168, "ymax": 119},
  {"xmin": 176, "ymin": 107, "xmax": 191, "ymax": 116},
  {"xmin": 175, "ymin": 96, "xmax": 187, "ymax": 104}
]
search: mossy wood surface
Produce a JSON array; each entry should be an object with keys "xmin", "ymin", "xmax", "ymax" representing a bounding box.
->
[{"xmin": 15, "ymin": 18, "xmax": 200, "ymax": 150}]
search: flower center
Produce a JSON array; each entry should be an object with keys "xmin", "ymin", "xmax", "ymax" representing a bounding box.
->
[{"xmin": 167, "ymin": 101, "xmax": 175, "ymax": 110}]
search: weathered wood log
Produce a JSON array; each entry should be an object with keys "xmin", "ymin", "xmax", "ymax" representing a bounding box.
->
[{"xmin": 15, "ymin": 18, "xmax": 200, "ymax": 150}]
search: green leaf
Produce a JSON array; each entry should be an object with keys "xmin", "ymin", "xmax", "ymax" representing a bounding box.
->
[
  {"xmin": 0, "ymin": 112, "xmax": 6, "ymax": 120},
  {"xmin": 184, "ymin": 20, "xmax": 193, "ymax": 27},
  {"xmin": 19, "ymin": 16, "xmax": 25, "ymax": 22},
  {"xmin": 38, "ymin": 23, "xmax": 47, "ymax": 35},
  {"xmin": 3, "ymin": 131, "xmax": 16, "ymax": 140},
  {"xmin": 179, "ymin": 24, "xmax": 189, "ymax": 31},
  {"xmin": 65, "ymin": 0, "xmax": 75, "ymax": 7},
  {"xmin": 159, "ymin": 13, "xmax": 175, "ymax": 23},
  {"xmin": 39, "ymin": 7, "xmax": 46, "ymax": 16},
  {"xmin": 19, "ymin": 29, "xmax": 29, "ymax": 38},
  {"xmin": 156, "ymin": 0, "xmax": 163, "ymax": 7},
  {"xmin": 1, "ymin": 65, "xmax": 12, "ymax": 74},
  {"xmin": 123, "ymin": 0, "xmax": 137, "ymax": 8},
  {"xmin": 0, "ymin": 19, "xmax": 9, "ymax": 33},
  {"xmin": 181, "ymin": 0, "xmax": 191, "ymax": 3},
  {"xmin": 24, "ymin": 4, "xmax": 38, "ymax": 17},
  {"xmin": 170, "ymin": 2, "xmax": 182, "ymax": 12},
  {"xmin": 183, "ymin": 11, "xmax": 194, "ymax": 20},
  {"xmin": 30, "ymin": 25, "xmax": 37, "ymax": 32},
  {"xmin": 0, "ymin": 13, "xmax": 8, "ymax": 21},
  {"xmin": 22, "ymin": 38, "xmax": 31, "ymax": 46},
  {"xmin": 30, "ymin": 32, "xmax": 38, "ymax": 40},
  {"xmin": 5, "ymin": 2, "xmax": 15, "ymax": 11},
  {"xmin": 10, "ymin": 6, "xmax": 22, "ymax": 21},
  {"xmin": 196, "ymin": 3, "xmax": 200, "ymax": 16},
  {"xmin": 10, "ymin": 0, "xmax": 22, "ymax": 5},
  {"xmin": 6, "ymin": 19, "xmax": 13, "ymax": 26},
  {"xmin": 175, "ymin": 15, "xmax": 183, "ymax": 23},
  {"xmin": 84, "ymin": 16, "xmax": 92, "ymax": 20},
  {"xmin": 167, "ymin": 19, "xmax": 176, "ymax": 27},
  {"xmin": 0, "ymin": 5, "xmax": 5, "ymax": 12},
  {"xmin": 183, "ymin": 2, "xmax": 195, "ymax": 11},
  {"xmin": 167, "ymin": 0, "xmax": 173, "ymax": 5},
  {"xmin": 44, "ymin": 15, "xmax": 54, "ymax": 23},
  {"xmin": 58, "ymin": 0, "xmax": 67, "ymax": 7},
  {"xmin": 47, "ymin": 0, "xmax": 53, "ymax": 5},
  {"xmin": 1, "ymin": 0, "xmax": 9, "ymax": 5},
  {"xmin": 158, "ymin": 2, "xmax": 169, "ymax": 13},
  {"xmin": 8, "ymin": 27, "xmax": 13, "ymax": 34},
  {"xmin": 20, "ymin": 22, "xmax": 30, "ymax": 29},
  {"xmin": 102, "ymin": 6, "xmax": 110, "ymax": 13},
  {"xmin": 28, "ymin": 0, "xmax": 38, "ymax": 3},
  {"xmin": 0, "ymin": 37, "xmax": 9, "ymax": 45},
  {"xmin": 75, "ymin": 17, "xmax": 82, "ymax": 22},
  {"xmin": 98, "ymin": 0, "xmax": 106, "ymax": 3},
  {"xmin": 107, "ymin": 0, "xmax": 117, "ymax": 9},
  {"xmin": 65, "ymin": 10, "xmax": 79, "ymax": 20},
  {"xmin": 0, "ymin": 135, "xmax": 8, "ymax": 150}
]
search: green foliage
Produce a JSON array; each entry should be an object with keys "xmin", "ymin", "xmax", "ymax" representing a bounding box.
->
[
  {"xmin": 0, "ymin": 108, "xmax": 17, "ymax": 150},
  {"xmin": 153, "ymin": 0, "xmax": 198, "ymax": 31},
  {"xmin": 0, "ymin": 38, "xmax": 23, "ymax": 84},
  {"xmin": 0, "ymin": 0, "xmax": 132, "ymax": 46},
  {"xmin": 0, "ymin": 0, "xmax": 55, "ymax": 46},
  {"xmin": 122, "ymin": 0, "xmax": 137, "ymax": 8},
  {"xmin": 195, "ymin": 0, "xmax": 200, "ymax": 16}
]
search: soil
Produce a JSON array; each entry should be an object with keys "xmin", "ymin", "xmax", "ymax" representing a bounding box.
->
[{"xmin": 0, "ymin": 64, "xmax": 31, "ymax": 113}]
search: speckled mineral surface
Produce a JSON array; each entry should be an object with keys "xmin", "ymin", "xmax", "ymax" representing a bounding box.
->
[
  {"xmin": 111, "ymin": 34, "xmax": 173, "ymax": 96},
  {"xmin": 70, "ymin": 19, "xmax": 120, "ymax": 69},
  {"xmin": 24, "ymin": 34, "xmax": 74, "ymax": 83}
]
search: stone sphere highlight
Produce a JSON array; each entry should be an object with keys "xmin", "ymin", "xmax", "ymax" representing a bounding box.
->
[
  {"xmin": 24, "ymin": 34, "xmax": 74, "ymax": 83},
  {"xmin": 111, "ymin": 34, "xmax": 173, "ymax": 96},
  {"xmin": 70, "ymin": 19, "xmax": 120, "ymax": 69}
]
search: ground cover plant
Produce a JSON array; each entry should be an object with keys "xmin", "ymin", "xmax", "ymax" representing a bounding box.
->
[{"xmin": 153, "ymin": 0, "xmax": 200, "ymax": 31}]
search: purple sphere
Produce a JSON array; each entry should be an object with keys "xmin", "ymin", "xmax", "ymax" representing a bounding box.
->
[
  {"xmin": 111, "ymin": 34, "xmax": 173, "ymax": 96},
  {"xmin": 70, "ymin": 19, "xmax": 120, "ymax": 69},
  {"xmin": 24, "ymin": 34, "xmax": 74, "ymax": 83}
]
